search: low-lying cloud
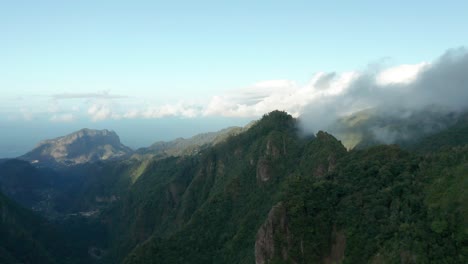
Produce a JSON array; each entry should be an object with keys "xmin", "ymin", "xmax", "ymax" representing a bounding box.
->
[
  {"xmin": 299, "ymin": 48, "xmax": 468, "ymax": 134},
  {"xmin": 11, "ymin": 48, "xmax": 467, "ymax": 129}
]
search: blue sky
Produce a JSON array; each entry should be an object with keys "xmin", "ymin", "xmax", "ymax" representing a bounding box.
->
[{"xmin": 1, "ymin": 1, "xmax": 467, "ymax": 157}]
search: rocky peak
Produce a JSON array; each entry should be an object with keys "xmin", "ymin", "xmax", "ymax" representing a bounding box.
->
[{"xmin": 21, "ymin": 128, "xmax": 132, "ymax": 166}]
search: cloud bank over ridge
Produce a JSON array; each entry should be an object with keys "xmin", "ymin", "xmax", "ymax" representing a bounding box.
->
[
  {"xmin": 5, "ymin": 48, "xmax": 468, "ymax": 127},
  {"xmin": 115, "ymin": 48, "xmax": 467, "ymax": 128}
]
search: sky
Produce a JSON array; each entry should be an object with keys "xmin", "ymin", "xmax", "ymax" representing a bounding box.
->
[{"xmin": 1, "ymin": 1, "xmax": 467, "ymax": 157}]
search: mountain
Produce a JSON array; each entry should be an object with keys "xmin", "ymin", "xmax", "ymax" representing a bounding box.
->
[
  {"xmin": 112, "ymin": 111, "xmax": 466, "ymax": 263},
  {"xmin": 134, "ymin": 125, "xmax": 252, "ymax": 159},
  {"xmin": 21, "ymin": 128, "xmax": 133, "ymax": 166},
  {"xmin": 0, "ymin": 110, "xmax": 466, "ymax": 263},
  {"xmin": 328, "ymin": 107, "xmax": 462, "ymax": 150}
]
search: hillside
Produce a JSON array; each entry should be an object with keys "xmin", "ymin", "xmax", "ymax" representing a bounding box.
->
[
  {"xmin": 0, "ymin": 189, "xmax": 94, "ymax": 264},
  {"xmin": 106, "ymin": 111, "xmax": 466, "ymax": 263},
  {"xmin": 0, "ymin": 110, "xmax": 465, "ymax": 263},
  {"xmin": 0, "ymin": 159, "xmax": 59, "ymax": 214}
]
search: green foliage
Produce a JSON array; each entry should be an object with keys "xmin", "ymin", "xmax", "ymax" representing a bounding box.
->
[
  {"xmin": 0, "ymin": 191, "xmax": 90, "ymax": 264},
  {"xmin": 411, "ymin": 114, "xmax": 468, "ymax": 152},
  {"xmin": 112, "ymin": 111, "xmax": 468, "ymax": 264},
  {"xmin": 1, "ymin": 110, "xmax": 466, "ymax": 264}
]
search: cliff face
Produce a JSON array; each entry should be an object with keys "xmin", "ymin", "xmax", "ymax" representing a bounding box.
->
[
  {"xmin": 255, "ymin": 202, "xmax": 292, "ymax": 264},
  {"xmin": 21, "ymin": 128, "xmax": 132, "ymax": 166}
]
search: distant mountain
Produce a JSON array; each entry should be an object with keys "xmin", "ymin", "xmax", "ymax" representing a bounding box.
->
[
  {"xmin": 134, "ymin": 124, "xmax": 253, "ymax": 159},
  {"xmin": 21, "ymin": 128, "xmax": 133, "ymax": 166},
  {"xmin": 328, "ymin": 107, "xmax": 462, "ymax": 150}
]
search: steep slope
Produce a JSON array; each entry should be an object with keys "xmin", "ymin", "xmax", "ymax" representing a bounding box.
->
[
  {"xmin": 0, "ymin": 161, "xmax": 111, "ymax": 263},
  {"xmin": 410, "ymin": 112, "xmax": 468, "ymax": 152},
  {"xmin": 1, "ymin": 110, "xmax": 466, "ymax": 263},
  {"xmin": 114, "ymin": 111, "xmax": 466, "ymax": 264},
  {"xmin": 21, "ymin": 128, "xmax": 132, "ymax": 166},
  {"xmin": 0, "ymin": 190, "xmax": 88, "ymax": 264},
  {"xmin": 90, "ymin": 111, "xmax": 298, "ymax": 262},
  {"xmin": 100, "ymin": 111, "xmax": 347, "ymax": 263},
  {"xmin": 0, "ymin": 159, "xmax": 57, "ymax": 211},
  {"xmin": 0, "ymin": 191, "xmax": 56, "ymax": 263}
]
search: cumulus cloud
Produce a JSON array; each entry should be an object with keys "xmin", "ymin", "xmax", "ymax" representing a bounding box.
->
[
  {"xmin": 201, "ymin": 71, "xmax": 359, "ymax": 118},
  {"xmin": 87, "ymin": 103, "xmax": 121, "ymax": 121},
  {"xmin": 123, "ymin": 102, "xmax": 201, "ymax": 119}
]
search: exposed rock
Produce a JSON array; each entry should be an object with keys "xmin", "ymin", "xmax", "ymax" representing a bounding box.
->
[
  {"xmin": 265, "ymin": 138, "xmax": 281, "ymax": 158},
  {"xmin": 323, "ymin": 226, "xmax": 346, "ymax": 264},
  {"xmin": 256, "ymin": 159, "xmax": 272, "ymax": 182},
  {"xmin": 255, "ymin": 202, "xmax": 291, "ymax": 264}
]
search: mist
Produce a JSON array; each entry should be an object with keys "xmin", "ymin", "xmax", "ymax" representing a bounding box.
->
[{"xmin": 298, "ymin": 48, "xmax": 468, "ymax": 146}]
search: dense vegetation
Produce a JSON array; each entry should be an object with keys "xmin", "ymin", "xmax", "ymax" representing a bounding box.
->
[
  {"xmin": 0, "ymin": 110, "xmax": 466, "ymax": 263},
  {"xmin": 110, "ymin": 111, "xmax": 468, "ymax": 263}
]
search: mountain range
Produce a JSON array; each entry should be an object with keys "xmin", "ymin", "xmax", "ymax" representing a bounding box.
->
[{"xmin": 0, "ymin": 110, "xmax": 466, "ymax": 263}]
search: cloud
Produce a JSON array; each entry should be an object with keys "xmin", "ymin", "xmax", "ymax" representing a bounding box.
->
[
  {"xmin": 53, "ymin": 91, "xmax": 128, "ymax": 100},
  {"xmin": 50, "ymin": 113, "xmax": 75, "ymax": 122},
  {"xmin": 87, "ymin": 103, "xmax": 121, "ymax": 121},
  {"xmin": 123, "ymin": 102, "xmax": 201, "ymax": 119},
  {"xmin": 376, "ymin": 62, "xmax": 429, "ymax": 85},
  {"xmin": 299, "ymin": 47, "xmax": 468, "ymax": 134},
  {"xmin": 201, "ymin": 71, "xmax": 359, "ymax": 118},
  {"xmin": 30, "ymin": 47, "xmax": 467, "ymax": 125}
]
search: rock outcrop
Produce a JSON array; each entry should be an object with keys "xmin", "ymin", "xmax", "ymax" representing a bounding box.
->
[{"xmin": 255, "ymin": 202, "xmax": 291, "ymax": 264}]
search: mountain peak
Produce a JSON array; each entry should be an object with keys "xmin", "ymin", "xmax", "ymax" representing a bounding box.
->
[{"xmin": 21, "ymin": 128, "xmax": 132, "ymax": 166}]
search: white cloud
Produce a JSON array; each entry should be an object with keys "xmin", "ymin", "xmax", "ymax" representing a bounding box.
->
[
  {"xmin": 201, "ymin": 71, "xmax": 359, "ymax": 118},
  {"xmin": 121, "ymin": 102, "xmax": 200, "ymax": 119},
  {"xmin": 73, "ymin": 60, "xmax": 437, "ymax": 121},
  {"xmin": 88, "ymin": 103, "xmax": 113, "ymax": 121},
  {"xmin": 141, "ymin": 103, "xmax": 200, "ymax": 118},
  {"xmin": 12, "ymin": 49, "xmax": 465, "ymax": 124},
  {"xmin": 376, "ymin": 62, "xmax": 429, "ymax": 86}
]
